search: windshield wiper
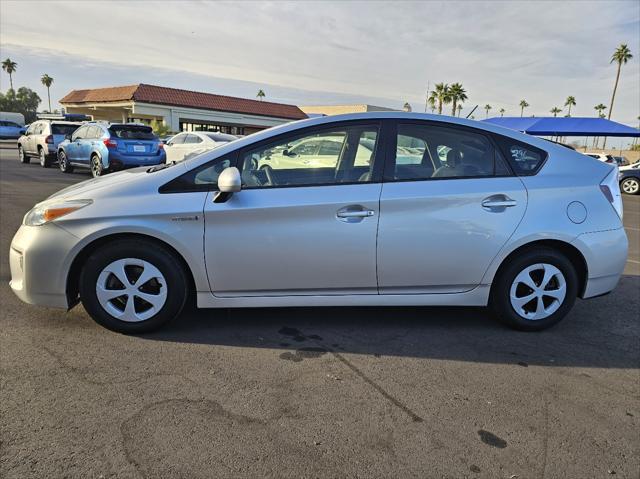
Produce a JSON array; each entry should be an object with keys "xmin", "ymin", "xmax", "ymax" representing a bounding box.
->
[{"xmin": 147, "ymin": 161, "xmax": 177, "ymax": 173}]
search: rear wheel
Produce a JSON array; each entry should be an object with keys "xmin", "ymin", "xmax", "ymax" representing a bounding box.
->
[
  {"xmin": 490, "ymin": 248, "xmax": 578, "ymax": 331},
  {"xmin": 79, "ymin": 239, "xmax": 189, "ymax": 334},
  {"xmin": 39, "ymin": 147, "xmax": 51, "ymax": 167},
  {"xmin": 90, "ymin": 155, "xmax": 104, "ymax": 178},
  {"xmin": 621, "ymin": 177, "xmax": 639, "ymax": 195},
  {"xmin": 18, "ymin": 145, "xmax": 29, "ymax": 164},
  {"xmin": 58, "ymin": 150, "xmax": 74, "ymax": 173}
]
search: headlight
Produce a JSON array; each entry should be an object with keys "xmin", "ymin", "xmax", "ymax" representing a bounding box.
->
[{"xmin": 24, "ymin": 199, "xmax": 93, "ymax": 226}]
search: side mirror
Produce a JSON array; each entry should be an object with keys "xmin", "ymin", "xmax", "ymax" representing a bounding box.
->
[
  {"xmin": 65, "ymin": 134, "xmax": 73, "ymax": 141},
  {"xmin": 214, "ymin": 166, "xmax": 241, "ymax": 203}
]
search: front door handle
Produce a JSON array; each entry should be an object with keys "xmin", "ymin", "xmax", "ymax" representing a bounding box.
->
[
  {"xmin": 336, "ymin": 206, "xmax": 375, "ymax": 223},
  {"xmin": 482, "ymin": 195, "xmax": 517, "ymax": 209}
]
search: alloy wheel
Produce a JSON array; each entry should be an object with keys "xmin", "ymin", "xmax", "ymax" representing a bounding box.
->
[
  {"xmin": 509, "ymin": 263, "xmax": 567, "ymax": 320},
  {"xmin": 622, "ymin": 178, "xmax": 639, "ymax": 195},
  {"xmin": 96, "ymin": 258, "xmax": 168, "ymax": 322},
  {"xmin": 91, "ymin": 157, "xmax": 102, "ymax": 177}
]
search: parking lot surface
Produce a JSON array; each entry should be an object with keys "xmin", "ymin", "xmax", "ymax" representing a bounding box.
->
[{"xmin": 1, "ymin": 141, "xmax": 638, "ymax": 478}]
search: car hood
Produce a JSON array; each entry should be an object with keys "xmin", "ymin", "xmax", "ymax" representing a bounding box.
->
[{"xmin": 46, "ymin": 167, "xmax": 149, "ymax": 201}]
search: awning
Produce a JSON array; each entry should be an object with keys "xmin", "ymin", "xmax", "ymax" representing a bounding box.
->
[{"xmin": 483, "ymin": 117, "xmax": 640, "ymax": 137}]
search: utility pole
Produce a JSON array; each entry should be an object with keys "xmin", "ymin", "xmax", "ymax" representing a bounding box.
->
[{"xmin": 424, "ymin": 81, "xmax": 430, "ymax": 113}]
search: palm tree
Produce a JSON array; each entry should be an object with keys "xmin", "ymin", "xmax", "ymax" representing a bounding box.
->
[
  {"xmin": 448, "ymin": 83, "xmax": 467, "ymax": 116},
  {"xmin": 593, "ymin": 104, "xmax": 607, "ymax": 148},
  {"xmin": 499, "ymin": 108, "xmax": 506, "ymax": 117},
  {"xmin": 256, "ymin": 89, "xmax": 266, "ymax": 101},
  {"xmin": 603, "ymin": 44, "xmax": 633, "ymax": 148},
  {"xmin": 41, "ymin": 74, "xmax": 54, "ymax": 112},
  {"xmin": 456, "ymin": 104, "xmax": 463, "ymax": 117},
  {"xmin": 608, "ymin": 44, "xmax": 632, "ymax": 120},
  {"xmin": 564, "ymin": 96, "xmax": 576, "ymax": 117},
  {"xmin": 403, "ymin": 102, "xmax": 412, "ymax": 112},
  {"xmin": 484, "ymin": 104, "xmax": 492, "ymax": 118},
  {"xmin": 429, "ymin": 83, "xmax": 451, "ymax": 114},
  {"xmin": 550, "ymin": 107, "xmax": 562, "ymax": 117},
  {"xmin": 519, "ymin": 100, "xmax": 529, "ymax": 117},
  {"xmin": 2, "ymin": 58, "xmax": 17, "ymax": 90}
]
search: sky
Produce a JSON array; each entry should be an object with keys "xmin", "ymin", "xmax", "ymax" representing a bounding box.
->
[{"xmin": 0, "ymin": 0, "xmax": 638, "ymax": 142}]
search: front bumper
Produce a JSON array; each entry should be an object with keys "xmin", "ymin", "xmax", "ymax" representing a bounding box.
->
[
  {"xmin": 9, "ymin": 223, "xmax": 80, "ymax": 309},
  {"xmin": 572, "ymin": 227, "xmax": 628, "ymax": 299}
]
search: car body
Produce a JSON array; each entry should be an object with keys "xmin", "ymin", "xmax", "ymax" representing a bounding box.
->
[
  {"xmin": 619, "ymin": 167, "xmax": 640, "ymax": 195},
  {"xmin": 0, "ymin": 120, "xmax": 25, "ymax": 139},
  {"xmin": 584, "ymin": 152, "xmax": 615, "ymax": 164},
  {"xmin": 619, "ymin": 160, "xmax": 639, "ymax": 172},
  {"xmin": 17, "ymin": 120, "xmax": 81, "ymax": 167},
  {"xmin": 9, "ymin": 112, "xmax": 627, "ymax": 334},
  {"xmin": 164, "ymin": 131, "xmax": 237, "ymax": 163},
  {"xmin": 57, "ymin": 122, "xmax": 166, "ymax": 177}
]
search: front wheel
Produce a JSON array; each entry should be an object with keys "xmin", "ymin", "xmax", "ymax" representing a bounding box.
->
[
  {"xmin": 58, "ymin": 150, "xmax": 74, "ymax": 173},
  {"xmin": 621, "ymin": 177, "xmax": 640, "ymax": 195},
  {"xmin": 79, "ymin": 239, "xmax": 189, "ymax": 334},
  {"xmin": 18, "ymin": 145, "xmax": 29, "ymax": 164},
  {"xmin": 489, "ymin": 248, "xmax": 578, "ymax": 331}
]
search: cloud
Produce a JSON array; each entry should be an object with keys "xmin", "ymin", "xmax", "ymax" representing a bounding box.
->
[{"xmin": 0, "ymin": 0, "xmax": 638, "ymax": 123}]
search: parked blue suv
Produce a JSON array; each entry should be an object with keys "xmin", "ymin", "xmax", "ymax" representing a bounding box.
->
[{"xmin": 57, "ymin": 122, "xmax": 166, "ymax": 177}]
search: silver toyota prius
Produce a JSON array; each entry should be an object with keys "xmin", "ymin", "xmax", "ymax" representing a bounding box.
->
[{"xmin": 9, "ymin": 113, "xmax": 628, "ymax": 333}]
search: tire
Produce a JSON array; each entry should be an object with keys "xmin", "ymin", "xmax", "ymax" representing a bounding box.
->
[
  {"xmin": 621, "ymin": 177, "xmax": 640, "ymax": 195},
  {"xmin": 90, "ymin": 155, "xmax": 104, "ymax": 178},
  {"xmin": 489, "ymin": 247, "xmax": 578, "ymax": 331},
  {"xmin": 79, "ymin": 239, "xmax": 189, "ymax": 334},
  {"xmin": 18, "ymin": 145, "xmax": 29, "ymax": 164},
  {"xmin": 39, "ymin": 147, "xmax": 51, "ymax": 168},
  {"xmin": 58, "ymin": 150, "xmax": 74, "ymax": 173}
]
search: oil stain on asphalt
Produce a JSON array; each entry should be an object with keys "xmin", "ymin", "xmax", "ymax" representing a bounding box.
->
[{"xmin": 478, "ymin": 429, "xmax": 508, "ymax": 448}]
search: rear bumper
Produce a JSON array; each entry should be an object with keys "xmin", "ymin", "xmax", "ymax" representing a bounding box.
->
[
  {"xmin": 108, "ymin": 151, "xmax": 166, "ymax": 169},
  {"xmin": 572, "ymin": 227, "xmax": 628, "ymax": 299}
]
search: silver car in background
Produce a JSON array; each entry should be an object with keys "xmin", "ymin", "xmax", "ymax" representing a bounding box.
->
[
  {"xmin": 9, "ymin": 112, "xmax": 627, "ymax": 334},
  {"xmin": 17, "ymin": 120, "xmax": 81, "ymax": 167}
]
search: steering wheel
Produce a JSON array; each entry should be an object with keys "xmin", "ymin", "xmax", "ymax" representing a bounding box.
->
[{"xmin": 260, "ymin": 165, "xmax": 275, "ymax": 186}]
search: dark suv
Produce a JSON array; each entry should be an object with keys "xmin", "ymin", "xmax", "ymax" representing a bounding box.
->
[{"xmin": 57, "ymin": 122, "xmax": 166, "ymax": 177}]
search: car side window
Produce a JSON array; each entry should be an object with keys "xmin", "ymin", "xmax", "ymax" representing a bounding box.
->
[
  {"xmin": 239, "ymin": 124, "xmax": 379, "ymax": 188},
  {"xmin": 493, "ymin": 136, "xmax": 547, "ymax": 175},
  {"xmin": 159, "ymin": 154, "xmax": 235, "ymax": 193},
  {"xmin": 72, "ymin": 126, "xmax": 87, "ymax": 141},
  {"xmin": 33, "ymin": 123, "xmax": 43, "ymax": 135},
  {"xmin": 388, "ymin": 123, "xmax": 509, "ymax": 181},
  {"xmin": 185, "ymin": 134, "xmax": 202, "ymax": 144},
  {"xmin": 170, "ymin": 134, "xmax": 186, "ymax": 145}
]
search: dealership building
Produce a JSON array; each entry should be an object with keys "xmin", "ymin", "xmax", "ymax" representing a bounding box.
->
[{"xmin": 59, "ymin": 84, "xmax": 307, "ymax": 135}]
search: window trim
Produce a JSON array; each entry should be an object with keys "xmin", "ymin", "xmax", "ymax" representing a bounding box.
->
[
  {"xmin": 236, "ymin": 120, "xmax": 386, "ymax": 190},
  {"xmin": 381, "ymin": 119, "xmax": 517, "ymax": 183}
]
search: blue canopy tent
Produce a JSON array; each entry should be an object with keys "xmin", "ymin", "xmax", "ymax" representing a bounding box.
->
[{"xmin": 483, "ymin": 117, "xmax": 640, "ymax": 137}]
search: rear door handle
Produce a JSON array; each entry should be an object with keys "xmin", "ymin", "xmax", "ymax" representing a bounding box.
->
[
  {"xmin": 482, "ymin": 195, "xmax": 517, "ymax": 209},
  {"xmin": 337, "ymin": 210, "xmax": 374, "ymax": 218}
]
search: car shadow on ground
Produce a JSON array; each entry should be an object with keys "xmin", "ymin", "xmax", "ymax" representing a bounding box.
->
[{"xmin": 141, "ymin": 275, "xmax": 640, "ymax": 369}]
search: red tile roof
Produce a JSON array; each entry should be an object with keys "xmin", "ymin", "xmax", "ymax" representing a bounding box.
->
[{"xmin": 60, "ymin": 83, "xmax": 307, "ymax": 120}]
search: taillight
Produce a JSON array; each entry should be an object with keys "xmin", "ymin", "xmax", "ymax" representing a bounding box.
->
[
  {"xmin": 103, "ymin": 139, "xmax": 117, "ymax": 149},
  {"xmin": 600, "ymin": 167, "xmax": 623, "ymax": 219},
  {"xmin": 45, "ymin": 135, "xmax": 53, "ymax": 144}
]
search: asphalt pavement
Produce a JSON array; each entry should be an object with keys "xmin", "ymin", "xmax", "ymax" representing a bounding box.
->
[{"xmin": 1, "ymin": 141, "xmax": 638, "ymax": 478}]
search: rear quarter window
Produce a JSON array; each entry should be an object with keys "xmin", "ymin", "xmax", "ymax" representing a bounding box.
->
[{"xmin": 492, "ymin": 135, "xmax": 548, "ymax": 175}]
